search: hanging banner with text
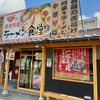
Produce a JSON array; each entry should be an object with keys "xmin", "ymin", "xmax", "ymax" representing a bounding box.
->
[
  {"xmin": 69, "ymin": 0, "xmax": 79, "ymax": 36},
  {"xmin": 2, "ymin": 3, "xmax": 51, "ymax": 43},
  {"xmin": 0, "ymin": 15, "xmax": 4, "ymax": 42},
  {"xmin": 60, "ymin": 0, "xmax": 68, "ymax": 37},
  {"xmin": 57, "ymin": 48, "xmax": 89, "ymax": 74},
  {"xmin": 51, "ymin": 0, "xmax": 59, "ymax": 38}
]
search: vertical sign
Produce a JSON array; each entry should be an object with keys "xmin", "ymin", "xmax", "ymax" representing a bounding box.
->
[
  {"xmin": 0, "ymin": 15, "xmax": 4, "ymax": 42},
  {"xmin": 51, "ymin": 0, "xmax": 59, "ymax": 38},
  {"xmin": 69, "ymin": 0, "xmax": 79, "ymax": 36},
  {"xmin": 60, "ymin": 0, "xmax": 68, "ymax": 37}
]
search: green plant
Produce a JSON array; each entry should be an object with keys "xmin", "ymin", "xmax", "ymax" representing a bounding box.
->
[{"xmin": 24, "ymin": 59, "xmax": 31, "ymax": 85}]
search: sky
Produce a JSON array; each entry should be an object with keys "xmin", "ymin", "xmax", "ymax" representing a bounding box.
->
[{"xmin": 0, "ymin": 0, "xmax": 100, "ymax": 23}]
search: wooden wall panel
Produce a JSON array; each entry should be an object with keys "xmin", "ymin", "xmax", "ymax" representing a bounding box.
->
[
  {"xmin": 60, "ymin": 0, "xmax": 68, "ymax": 37},
  {"xmin": 51, "ymin": 0, "xmax": 59, "ymax": 38},
  {"xmin": 69, "ymin": 0, "xmax": 79, "ymax": 36}
]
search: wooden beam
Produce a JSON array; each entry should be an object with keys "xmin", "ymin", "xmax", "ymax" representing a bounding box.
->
[
  {"xmin": 4, "ymin": 49, "xmax": 10, "ymax": 90},
  {"xmin": 47, "ymin": 96, "xmax": 51, "ymax": 100},
  {"xmin": 93, "ymin": 45, "xmax": 98, "ymax": 100},
  {"xmin": 17, "ymin": 50, "xmax": 21, "ymax": 88},
  {"xmin": 1, "ymin": 40, "xmax": 100, "ymax": 49},
  {"xmin": 40, "ymin": 47, "xmax": 46, "ymax": 97}
]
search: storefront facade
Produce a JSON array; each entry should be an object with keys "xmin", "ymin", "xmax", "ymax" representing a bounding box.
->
[
  {"xmin": 0, "ymin": 0, "xmax": 99, "ymax": 100},
  {"xmin": 0, "ymin": 38, "xmax": 99, "ymax": 100}
]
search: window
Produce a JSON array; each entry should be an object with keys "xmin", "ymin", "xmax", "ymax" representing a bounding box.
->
[{"xmin": 53, "ymin": 47, "xmax": 93, "ymax": 83}]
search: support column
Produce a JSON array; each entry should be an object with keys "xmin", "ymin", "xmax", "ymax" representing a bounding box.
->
[
  {"xmin": 0, "ymin": 50, "xmax": 6, "ymax": 83},
  {"xmin": 2, "ymin": 49, "xmax": 10, "ymax": 95},
  {"xmin": 93, "ymin": 45, "xmax": 98, "ymax": 100},
  {"xmin": 38, "ymin": 46, "xmax": 46, "ymax": 100}
]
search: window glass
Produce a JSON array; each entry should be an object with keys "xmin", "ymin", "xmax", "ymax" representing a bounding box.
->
[
  {"xmin": 21, "ymin": 50, "xmax": 32, "ymax": 55},
  {"xmin": 53, "ymin": 48, "xmax": 93, "ymax": 82},
  {"xmin": 33, "ymin": 50, "xmax": 42, "ymax": 56}
]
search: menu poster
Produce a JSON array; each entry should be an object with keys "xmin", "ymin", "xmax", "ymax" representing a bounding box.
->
[
  {"xmin": 57, "ymin": 48, "xmax": 89, "ymax": 74},
  {"xmin": 9, "ymin": 49, "xmax": 15, "ymax": 60},
  {"xmin": 47, "ymin": 58, "xmax": 52, "ymax": 67},
  {"xmin": 33, "ymin": 75, "xmax": 41, "ymax": 90},
  {"xmin": 15, "ymin": 59, "xmax": 19, "ymax": 66}
]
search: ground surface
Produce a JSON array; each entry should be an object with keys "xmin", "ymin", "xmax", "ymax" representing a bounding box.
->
[
  {"xmin": 0, "ymin": 80, "xmax": 56, "ymax": 100},
  {"xmin": 0, "ymin": 89, "xmax": 39, "ymax": 100}
]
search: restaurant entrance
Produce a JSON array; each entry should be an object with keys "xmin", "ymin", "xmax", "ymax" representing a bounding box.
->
[{"xmin": 17, "ymin": 49, "xmax": 42, "ymax": 93}]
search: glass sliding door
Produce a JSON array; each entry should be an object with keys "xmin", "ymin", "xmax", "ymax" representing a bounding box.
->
[
  {"xmin": 18, "ymin": 49, "xmax": 42, "ymax": 92},
  {"xmin": 19, "ymin": 56, "xmax": 32, "ymax": 89},
  {"xmin": 31, "ymin": 56, "xmax": 42, "ymax": 90}
]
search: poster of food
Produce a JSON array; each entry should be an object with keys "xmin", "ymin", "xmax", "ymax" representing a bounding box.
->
[
  {"xmin": 15, "ymin": 59, "xmax": 19, "ymax": 66},
  {"xmin": 33, "ymin": 75, "xmax": 41, "ymax": 90},
  {"xmin": 57, "ymin": 48, "xmax": 89, "ymax": 74},
  {"xmin": 9, "ymin": 49, "xmax": 15, "ymax": 60},
  {"xmin": 2, "ymin": 3, "xmax": 51, "ymax": 43}
]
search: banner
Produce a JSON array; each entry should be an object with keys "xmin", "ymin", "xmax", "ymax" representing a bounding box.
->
[
  {"xmin": 69, "ymin": 0, "xmax": 79, "ymax": 36},
  {"xmin": 57, "ymin": 48, "xmax": 89, "ymax": 74},
  {"xmin": 9, "ymin": 49, "xmax": 15, "ymax": 60},
  {"xmin": 0, "ymin": 15, "xmax": 4, "ymax": 42},
  {"xmin": 51, "ymin": 0, "xmax": 59, "ymax": 38},
  {"xmin": 2, "ymin": 3, "xmax": 51, "ymax": 43},
  {"xmin": 60, "ymin": 0, "xmax": 68, "ymax": 37}
]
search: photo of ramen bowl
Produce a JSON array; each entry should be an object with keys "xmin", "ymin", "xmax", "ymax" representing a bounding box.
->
[
  {"xmin": 71, "ymin": 59, "xmax": 87, "ymax": 72},
  {"xmin": 19, "ymin": 3, "xmax": 51, "ymax": 37}
]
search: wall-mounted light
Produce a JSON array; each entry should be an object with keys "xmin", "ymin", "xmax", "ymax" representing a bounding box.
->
[
  {"xmin": 0, "ymin": 47, "xmax": 3, "ymax": 50},
  {"xmin": 42, "ymin": 46, "xmax": 44, "ymax": 48},
  {"xmin": 36, "ymin": 45, "xmax": 39, "ymax": 48}
]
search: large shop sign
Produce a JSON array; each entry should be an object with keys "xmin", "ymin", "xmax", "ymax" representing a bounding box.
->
[
  {"xmin": 1, "ymin": 0, "xmax": 79, "ymax": 43},
  {"xmin": 57, "ymin": 48, "xmax": 89, "ymax": 74},
  {"xmin": 2, "ymin": 3, "xmax": 51, "ymax": 43}
]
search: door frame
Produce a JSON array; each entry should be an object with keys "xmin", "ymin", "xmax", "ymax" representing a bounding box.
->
[{"xmin": 17, "ymin": 49, "xmax": 42, "ymax": 93}]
